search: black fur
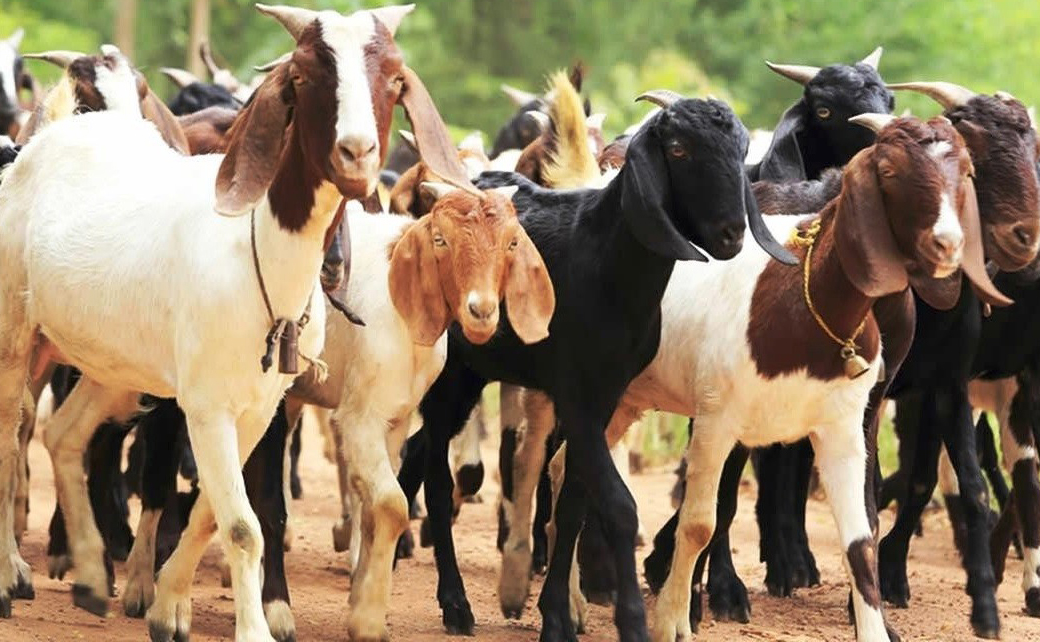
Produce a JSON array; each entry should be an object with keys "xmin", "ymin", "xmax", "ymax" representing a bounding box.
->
[{"xmin": 166, "ymin": 82, "xmax": 239, "ymax": 117}]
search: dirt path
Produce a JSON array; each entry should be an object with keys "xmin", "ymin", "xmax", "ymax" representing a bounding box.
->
[{"xmin": 4, "ymin": 415, "xmax": 1040, "ymax": 642}]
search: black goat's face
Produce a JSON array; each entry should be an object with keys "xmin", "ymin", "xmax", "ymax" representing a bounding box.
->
[
  {"xmin": 621, "ymin": 98, "xmax": 795, "ymax": 265},
  {"xmin": 803, "ymin": 64, "xmax": 895, "ymax": 165}
]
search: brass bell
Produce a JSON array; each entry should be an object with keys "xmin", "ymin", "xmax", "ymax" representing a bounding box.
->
[{"xmin": 841, "ymin": 345, "xmax": 870, "ymax": 379}]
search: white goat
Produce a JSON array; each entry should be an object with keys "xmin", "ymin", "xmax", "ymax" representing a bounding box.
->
[{"xmin": 0, "ymin": 5, "xmax": 423, "ymax": 640}]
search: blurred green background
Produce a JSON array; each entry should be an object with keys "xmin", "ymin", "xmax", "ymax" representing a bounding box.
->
[{"xmin": 3, "ymin": 0, "xmax": 1038, "ymax": 142}]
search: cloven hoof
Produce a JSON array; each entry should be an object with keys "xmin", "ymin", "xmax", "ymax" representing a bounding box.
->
[{"xmin": 72, "ymin": 583, "xmax": 109, "ymax": 617}]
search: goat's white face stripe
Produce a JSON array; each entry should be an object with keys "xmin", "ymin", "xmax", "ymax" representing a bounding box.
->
[
  {"xmin": 927, "ymin": 140, "xmax": 952, "ymax": 159},
  {"xmin": 0, "ymin": 44, "xmax": 18, "ymax": 106},
  {"xmin": 317, "ymin": 12, "xmax": 379, "ymax": 154},
  {"xmin": 933, "ymin": 192, "xmax": 964, "ymax": 245},
  {"xmin": 94, "ymin": 59, "xmax": 142, "ymax": 117}
]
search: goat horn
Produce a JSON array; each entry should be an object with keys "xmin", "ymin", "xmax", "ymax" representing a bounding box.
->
[
  {"xmin": 635, "ymin": 89, "xmax": 684, "ymax": 109},
  {"xmin": 887, "ymin": 81, "xmax": 976, "ymax": 110},
  {"xmin": 419, "ymin": 181, "xmax": 456, "ymax": 202},
  {"xmin": 397, "ymin": 129, "xmax": 418, "ymax": 153},
  {"xmin": 199, "ymin": 42, "xmax": 221, "ymax": 78},
  {"xmin": 6, "ymin": 28, "xmax": 24, "ymax": 50},
  {"xmin": 491, "ymin": 185, "xmax": 519, "ymax": 200},
  {"xmin": 458, "ymin": 131, "xmax": 485, "ymax": 154},
  {"xmin": 501, "ymin": 84, "xmax": 538, "ymax": 107},
  {"xmin": 255, "ymin": 3, "xmax": 319, "ymax": 41},
  {"xmin": 995, "ymin": 90, "xmax": 1017, "ymax": 103},
  {"xmin": 765, "ymin": 61, "xmax": 821, "ymax": 86},
  {"xmin": 160, "ymin": 67, "xmax": 201, "ymax": 88},
  {"xmin": 253, "ymin": 52, "xmax": 292, "ymax": 73},
  {"xmin": 526, "ymin": 110, "xmax": 551, "ymax": 130},
  {"xmin": 23, "ymin": 50, "xmax": 87, "ymax": 69},
  {"xmin": 859, "ymin": 46, "xmax": 883, "ymax": 70},
  {"xmin": 366, "ymin": 4, "xmax": 415, "ymax": 37},
  {"xmin": 849, "ymin": 113, "xmax": 896, "ymax": 133},
  {"xmin": 100, "ymin": 44, "xmax": 123, "ymax": 58}
]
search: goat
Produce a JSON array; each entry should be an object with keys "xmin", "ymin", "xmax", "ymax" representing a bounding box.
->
[
  {"xmin": 595, "ymin": 114, "xmax": 999, "ymax": 642},
  {"xmin": 389, "ymin": 129, "xmax": 490, "ymax": 216},
  {"xmin": 491, "ymin": 63, "xmax": 591, "ymax": 159},
  {"xmin": 0, "ymin": 6, "xmax": 462, "ymax": 639},
  {"xmin": 394, "ymin": 89, "xmax": 795, "ymax": 639},
  {"xmin": 0, "ymin": 28, "xmax": 38, "ymax": 138},
  {"xmin": 748, "ymin": 46, "xmax": 892, "ymax": 182},
  {"xmin": 161, "ymin": 67, "xmax": 241, "ymax": 116}
]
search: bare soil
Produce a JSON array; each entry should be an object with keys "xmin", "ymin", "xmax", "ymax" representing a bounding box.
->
[{"xmin": 3, "ymin": 415, "xmax": 1040, "ymax": 642}]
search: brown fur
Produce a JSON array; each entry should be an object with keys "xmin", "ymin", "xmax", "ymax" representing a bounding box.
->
[
  {"xmin": 388, "ymin": 189, "xmax": 554, "ymax": 347},
  {"xmin": 847, "ymin": 537, "xmax": 882, "ymax": 609},
  {"xmin": 748, "ymin": 117, "xmax": 989, "ymax": 380},
  {"xmin": 598, "ymin": 134, "xmax": 630, "ymax": 171},
  {"xmin": 389, "ymin": 147, "xmax": 491, "ymax": 217},
  {"xmin": 178, "ymin": 106, "xmax": 238, "ymax": 154}
]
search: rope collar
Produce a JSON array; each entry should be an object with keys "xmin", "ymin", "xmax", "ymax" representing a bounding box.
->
[
  {"xmin": 790, "ymin": 219, "xmax": 871, "ymax": 379},
  {"xmin": 250, "ymin": 209, "xmax": 327, "ymax": 380}
]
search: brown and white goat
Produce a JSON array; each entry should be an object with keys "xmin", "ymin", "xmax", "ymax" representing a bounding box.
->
[{"xmin": 0, "ymin": 5, "xmax": 470, "ymax": 640}]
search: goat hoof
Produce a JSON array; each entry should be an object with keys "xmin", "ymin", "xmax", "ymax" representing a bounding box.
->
[
  {"xmin": 332, "ymin": 520, "xmax": 351, "ymax": 553},
  {"xmin": 290, "ymin": 475, "xmax": 303, "ymax": 501},
  {"xmin": 440, "ymin": 596, "xmax": 475, "ymax": 635},
  {"xmin": 878, "ymin": 539, "xmax": 910, "ymax": 608},
  {"xmin": 394, "ymin": 529, "xmax": 415, "ymax": 563},
  {"xmin": 455, "ymin": 462, "xmax": 485, "ymax": 498},
  {"xmin": 125, "ymin": 595, "xmax": 148, "ymax": 619},
  {"xmin": 13, "ymin": 576, "xmax": 34, "ymax": 601},
  {"xmin": 148, "ymin": 620, "xmax": 190, "ymax": 642},
  {"xmin": 708, "ymin": 575, "xmax": 750, "ymax": 623},
  {"xmin": 688, "ymin": 585, "xmax": 704, "ymax": 630},
  {"xmin": 264, "ymin": 600, "xmax": 296, "ymax": 642},
  {"xmin": 970, "ymin": 598, "xmax": 1001, "ymax": 639},
  {"xmin": 0, "ymin": 592, "xmax": 11, "ymax": 618},
  {"xmin": 764, "ymin": 565, "xmax": 793, "ymax": 598},
  {"xmin": 1026, "ymin": 587, "xmax": 1040, "ymax": 617},
  {"xmin": 502, "ymin": 605, "xmax": 523, "ymax": 619},
  {"xmin": 539, "ymin": 609, "xmax": 577, "ymax": 642},
  {"xmin": 72, "ymin": 583, "xmax": 109, "ymax": 616},
  {"xmin": 886, "ymin": 623, "xmax": 902, "ymax": 642},
  {"xmin": 642, "ymin": 548, "xmax": 670, "ymax": 595},
  {"xmin": 419, "ymin": 517, "xmax": 433, "ymax": 548},
  {"xmin": 531, "ymin": 543, "xmax": 548, "ymax": 576},
  {"xmin": 48, "ymin": 554, "xmax": 72, "ymax": 581}
]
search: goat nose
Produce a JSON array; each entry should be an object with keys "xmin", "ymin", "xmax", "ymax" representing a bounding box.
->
[
  {"xmin": 466, "ymin": 292, "xmax": 497, "ymax": 321},
  {"xmin": 933, "ymin": 232, "xmax": 965, "ymax": 257},
  {"xmin": 720, "ymin": 222, "xmax": 744, "ymax": 247},
  {"xmin": 338, "ymin": 135, "xmax": 377, "ymax": 162}
]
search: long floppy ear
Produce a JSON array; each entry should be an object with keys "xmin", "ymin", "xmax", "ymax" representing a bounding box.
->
[
  {"xmin": 505, "ymin": 224, "xmax": 555, "ymax": 344},
  {"xmin": 620, "ymin": 125, "xmax": 705, "ymax": 261},
  {"xmin": 388, "ymin": 217, "xmax": 449, "ymax": 346},
  {"xmin": 754, "ymin": 100, "xmax": 809, "ymax": 182},
  {"xmin": 397, "ymin": 66, "xmax": 477, "ymax": 194},
  {"xmin": 960, "ymin": 177, "xmax": 1013, "ymax": 306},
  {"xmin": 140, "ymin": 90, "xmax": 191, "ymax": 155},
  {"xmin": 744, "ymin": 175, "xmax": 797, "ymax": 264},
  {"xmin": 215, "ymin": 63, "xmax": 292, "ymax": 215},
  {"xmin": 834, "ymin": 151, "xmax": 909, "ymax": 297}
]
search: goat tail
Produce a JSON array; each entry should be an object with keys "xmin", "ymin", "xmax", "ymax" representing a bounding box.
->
[{"xmin": 543, "ymin": 71, "xmax": 600, "ymax": 189}]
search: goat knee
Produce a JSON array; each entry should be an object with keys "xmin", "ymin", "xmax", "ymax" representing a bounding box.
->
[{"xmin": 225, "ymin": 517, "xmax": 263, "ymax": 563}]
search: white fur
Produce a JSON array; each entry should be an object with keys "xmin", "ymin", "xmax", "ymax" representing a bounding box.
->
[
  {"xmin": 0, "ymin": 41, "xmax": 17, "ymax": 106},
  {"xmin": 93, "ymin": 57, "xmax": 142, "ymax": 116},
  {"xmin": 288, "ymin": 205, "xmax": 447, "ymax": 640},
  {"xmin": 0, "ymin": 111, "xmax": 329, "ymax": 641},
  {"xmin": 932, "ymin": 192, "xmax": 964, "ymax": 254}
]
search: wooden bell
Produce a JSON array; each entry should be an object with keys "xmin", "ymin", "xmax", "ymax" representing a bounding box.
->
[
  {"xmin": 841, "ymin": 345, "xmax": 870, "ymax": 379},
  {"xmin": 279, "ymin": 321, "xmax": 300, "ymax": 375}
]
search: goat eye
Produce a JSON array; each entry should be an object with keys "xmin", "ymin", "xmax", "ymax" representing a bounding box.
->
[
  {"xmin": 816, "ymin": 106, "xmax": 831, "ymax": 120},
  {"xmin": 508, "ymin": 237, "xmax": 519, "ymax": 250},
  {"xmin": 667, "ymin": 142, "xmax": 687, "ymax": 159},
  {"xmin": 390, "ymin": 75, "xmax": 405, "ymax": 91},
  {"xmin": 432, "ymin": 233, "xmax": 447, "ymax": 248}
]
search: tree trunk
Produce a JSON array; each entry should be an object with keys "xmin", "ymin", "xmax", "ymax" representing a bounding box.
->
[
  {"xmin": 114, "ymin": 0, "xmax": 138, "ymax": 61},
  {"xmin": 187, "ymin": 0, "xmax": 211, "ymax": 77}
]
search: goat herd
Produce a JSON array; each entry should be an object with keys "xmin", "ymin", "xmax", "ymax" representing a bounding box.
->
[{"xmin": 0, "ymin": 4, "xmax": 1038, "ymax": 642}]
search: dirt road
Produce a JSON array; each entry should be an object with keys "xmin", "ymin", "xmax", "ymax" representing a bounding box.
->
[{"xmin": 3, "ymin": 416, "xmax": 1039, "ymax": 641}]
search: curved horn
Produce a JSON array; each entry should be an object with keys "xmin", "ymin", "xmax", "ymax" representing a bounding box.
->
[
  {"xmin": 765, "ymin": 61, "xmax": 821, "ymax": 86},
  {"xmin": 199, "ymin": 41, "xmax": 221, "ymax": 78},
  {"xmin": 501, "ymin": 84, "xmax": 537, "ymax": 107},
  {"xmin": 586, "ymin": 112, "xmax": 606, "ymax": 130},
  {"xmin": 253, "ymin": 52, "xmax": 292, "ymax": 73},
  {"xmin": 255, "ymin": 3, "xmax": 319, "ymax": 41},
  {"xmin": 99, "ymin": 44, "xmax": 122, "ymax": 58},
  {"xmin": 849, "ymin": 113, "xmax": 897, "ymax": 133},
  {"xmin": 419, "ymin": 181, "xmax": 456, "ymax": 202},
  {"xmin": 887, "ymin": 81, "xmax": 976, "ymax": 110},
  {"xmin": 366, "ymin": 4, "xmax": 415, "ymax": 37},
  {"xmin": 635, "ymin": 89, "xmax": 684, "ymax": 110},
  {"xmin": 160, "ymin": 67, "xmax": 201, "ymax": 88},
  {"xmin": 525, "ymin": 110, "xmax": 550, "ymax": 130},
  {"xmin": 23, "ymin": 50, "xmax": 87, "ymax": 69},
  {"xmin": 398, "ymin": 129, "xmax": 418, "ymax": 153},
  {"xmin": 7, "ymin": 28, "xmax": 24, "ymax": 50},
  {"xmin": 859, "ymin": 46, "xmax": 883, "ymax": 70}
]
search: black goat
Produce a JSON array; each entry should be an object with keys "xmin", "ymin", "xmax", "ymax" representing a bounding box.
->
[
  {"xmin": 166, "ymin": 81, "xmax": 240, "ymax": 117},
  {"xmin": 395, "ymin": 93, "xmax": 795, "ymax": 640}
]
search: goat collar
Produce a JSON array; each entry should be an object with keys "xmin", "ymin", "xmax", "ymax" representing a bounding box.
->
[
  {"xmin": 250, "ymin": 209, "xmax": 327, "ymax": 380},
  {"xmin": 791, "ymin": 219, "xmax": 872, "ymax": 379}
]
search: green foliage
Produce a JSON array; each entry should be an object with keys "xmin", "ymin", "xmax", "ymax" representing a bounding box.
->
[{"xmin": 4, "ymin": 0, "xmax": 1040, "ymax": 142}]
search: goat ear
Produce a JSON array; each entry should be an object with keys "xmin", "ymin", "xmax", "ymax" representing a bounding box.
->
[
  {"xmin": 505, "ymin": 224, "xmax": 555, "ymax": 344},
  {"xmin": 744, "ymin": 176, "xmax": 797, "ymax": 265},
  {"xmin": 215, "ymin": 64, "xmax": 292, "ymax": 216},
  {"xmin": 140, "ymin": 89, "xmax": 191, "ymax": 155},
  {"xmin": 398, "ymin": 66, "xmax": 476, "ymax": 194},
  {"xmin": 620, "ymin": 127, "xmax": 705, "ymax": 261},
  {"xmin": 388, "ymin": 218, "xmax": 449, "ymax": 345},
  {"xmin": 754, "ymin": 100, "xmax": 809, "ymax": 182},
  {"xmin": 834, "ymin": 151, "xmax": 909, "ymax": 297},
  {"xmin": 959, "ymin": 177, "xmax": 1013, "ymax": 306}
]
